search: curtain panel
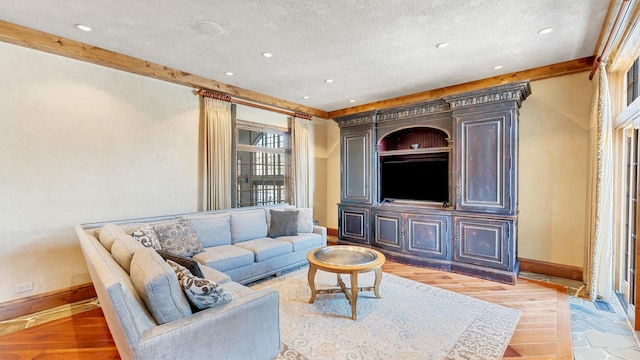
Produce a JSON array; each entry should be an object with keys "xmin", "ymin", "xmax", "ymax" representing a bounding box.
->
[
  {"xmin": 201, "ymin": 96, "xmax": 232, "ymax": 210},
  {"xmin": 585, "ymin": 62, "xmax": 615, "ymax": 300},
  {"xmin": 290, "ymin": 115, "xmax": 311, "ymax": 208}
]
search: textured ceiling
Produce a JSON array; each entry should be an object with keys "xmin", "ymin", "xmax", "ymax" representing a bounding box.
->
[{"xmin": 0, "ymin": 0, "xmax": 609, "ymax": 111}]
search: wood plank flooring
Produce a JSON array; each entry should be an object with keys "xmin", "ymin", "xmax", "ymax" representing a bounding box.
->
[{"xmin": 0, "ymin": 260, "xmax": 572, "ymax": 359}]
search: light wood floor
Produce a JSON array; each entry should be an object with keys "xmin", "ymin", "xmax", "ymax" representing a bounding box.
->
[{"xmin": 0, "ymin": 260, "xmax": 572, "ymax": 359}]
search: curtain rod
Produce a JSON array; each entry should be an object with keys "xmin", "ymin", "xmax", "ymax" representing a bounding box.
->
[
  {"xmin": 197, "ymin": 89, "xmax": 313, "ymax": 120},
  {"xmin": 589, "ymin": 0, "xmax": 632, "ymax": 79}
]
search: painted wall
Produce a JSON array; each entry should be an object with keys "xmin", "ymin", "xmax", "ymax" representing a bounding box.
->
[
  {"xmin": 0, "ymin": 41, "xmax": 334, "ymax": 304},
  {"xmin": 0, "ymin": 41, "xmax": 201, "ymax": 302},
  {"xmin": 324, "ymin": 74, "xmax": 593, "ymax": 268},
  {"xmin": 518, "ymin": 72, "xmax": 592, "ymax": 267}
]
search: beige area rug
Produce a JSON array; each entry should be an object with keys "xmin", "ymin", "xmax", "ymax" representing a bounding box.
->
[{"xmin": 250, "ymin": 267, "xmax": 521, "ymax": 360}]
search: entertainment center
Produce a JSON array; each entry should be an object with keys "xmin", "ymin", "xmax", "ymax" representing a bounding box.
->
[{"xmin": 334, "ymin": 81, "xmax": 531, "ymax": 284}]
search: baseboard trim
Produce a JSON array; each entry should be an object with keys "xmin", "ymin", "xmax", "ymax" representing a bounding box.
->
[
  {"xmin": 519, "ymin": 258, "xmax": 583, "ymax": 282},
  {"xmin": 0, "ymin": 283, "xmax": 96, "ymax": 322},
  {"xmin": 327, "ymin": 228, "xmax": 338, "ymax": 237}
]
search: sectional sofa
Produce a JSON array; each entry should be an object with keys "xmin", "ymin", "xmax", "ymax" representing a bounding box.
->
[{"xmin": 75, "ymin": 204, "xmax": 327, "ymax": 360}]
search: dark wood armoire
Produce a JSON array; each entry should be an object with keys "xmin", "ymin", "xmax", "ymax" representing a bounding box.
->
[{"xmin": 334, "ymin": 81, "xmax": 531, "ymax": 284}]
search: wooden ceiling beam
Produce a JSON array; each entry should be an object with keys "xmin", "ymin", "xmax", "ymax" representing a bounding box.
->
[
  {"xmin": 327, "ymin": 57, "xmax": 595, "ymax": 119},
  {"xmin": 0, "ymin": 20, "xmax": 329, "ymax": 119}
]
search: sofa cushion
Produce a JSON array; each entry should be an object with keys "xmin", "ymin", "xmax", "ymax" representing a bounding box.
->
[
  {"xmin": 234, "ymin": 238, "xmax": 293, "ymax": 262},
  {"xmin": 286, "ymin": 207, "xmax": 314, "ymax": 233},
  {"xmin": 153, "ymin": 219, "xmax": 204, "ymax": 257},
  {"xmin": 268, "ymin": 210, "xmax": 298, "ymax": 238},
  {"xmin": 198, "ymin": 264, "xmax": 232, "ymax": 284},
  {"xmin": 98, "ymin": 223, "xmax": 128, "ymax": 252},
  {"xmin": 187, "ymin": 214, "xmax": 232, "ymax": 247},
  {"xmin": 192, "ymin": 245, "xmax": 255, "ymax": 272},
  {"xmin": 274, "ymin": 232, "xmax": 324, "ymax": 252},
  {"xmin": 156, "ymin": 250, "xmax": 204, "ymax": 278},
  {"xmin": 130, "ymin": 225, "xmax": 162, "ymax": 250},
  {"xmin": 129, "ymin": 248, "xmax": 192, "ymax": 324},
  {"xmin": 111, "ymin": 235, "xmax": 145, "ymax": 273},
  {"xmin": 230, "ymin": 210, "xmax": 268, "ymax": 243},
  {"xmin": 167, "ymin": 260, "xmax": 234, "ymax": 311}
]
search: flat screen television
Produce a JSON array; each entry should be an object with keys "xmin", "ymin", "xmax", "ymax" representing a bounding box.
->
[{"xmin": 380, "ymin": 156, "xmax": 449, "ymax": 204}]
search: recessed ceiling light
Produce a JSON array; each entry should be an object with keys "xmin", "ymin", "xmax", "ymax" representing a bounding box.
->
[
  {"xmin": 301, "ymin": 96, "xmax": 310, "ymax": 99},
  {"xmin": 261, "ymin": 52, "xmax": 273, "ymax": 58},
  {"xmin": 74, "ymin": 24, "xmax": 92, "ymax": 32},
  {"xmin": 325, "ymin": 79, "xmax": 334, "ymax": 83},
  {"xmin": 194, "ymin": 21, "xmax": 223, "ymax": 36},
  {"xmin": 349, "ymin": 99, "xmax": 356, "ymax": 103},
  {"xmin": 538, "ymin": 27, "xmax": 554, "ymax": 35},
  {"xmin": 436, "ymin": 42, "xmax": 448, "ymax": 48},
  {"xmin": 224, "ymin": 72, "xmax": 234, "ymax": 76},
  {"xmin": 493, "ymin": 65, "xmax": 503, "ymax": 70}
]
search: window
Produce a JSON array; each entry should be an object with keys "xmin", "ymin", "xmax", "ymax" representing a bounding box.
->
[
  {"xmin": 627, "ymin": 57, "xmax": 639, "ymax": 106},
  {"xmin": 235, "ymin": 122, "xmax": 290, "ymax": 207}
]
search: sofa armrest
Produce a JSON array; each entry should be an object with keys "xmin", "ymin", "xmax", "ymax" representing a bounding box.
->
[
  {"xmin": 134, "ymin": 287, "xmax": 279, "ymax": 360},
  {"xmin": 313, "ymin": 225, "xmax": 327, "ymax": 244}
]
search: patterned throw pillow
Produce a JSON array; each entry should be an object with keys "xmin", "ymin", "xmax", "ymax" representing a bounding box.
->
[
  {"xmin": 130, "ymin": 225, "xmax": 162, "ymax": 250},
  {"xmin": 166, "ymin": 260, "xmax": 234, "ymax": 310},
  {"xmin": 153, "ymin": 219, "xmax": 204, "ymax": 257}
]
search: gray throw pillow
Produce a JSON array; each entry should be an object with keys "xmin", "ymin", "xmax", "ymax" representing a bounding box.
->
[
  {"xmin": 269, "ymin": 210, "xmax": 298, "ymax": 238},
  {"xmin": 167, "ymin": 260, "xmax": 234, "ymax": 311},
  {"xmin": 156, "ymin": 250, "xmax": 204, "ymax": 278},
  {"xmin": 153, "ymin": 219, "xmax": 204, "ymax": 257}
]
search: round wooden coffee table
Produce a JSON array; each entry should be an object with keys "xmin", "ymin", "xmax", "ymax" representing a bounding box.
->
[{"xmin": 307, "ymin": 245, "xmax": 386, "ymax": 320}]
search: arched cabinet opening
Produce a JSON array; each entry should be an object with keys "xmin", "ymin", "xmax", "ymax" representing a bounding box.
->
[{"xmin": 378, "ymin": 127, "xmax": 451, "ymax": 207}]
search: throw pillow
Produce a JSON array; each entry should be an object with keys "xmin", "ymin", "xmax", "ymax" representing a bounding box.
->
[
  {"xmin": 130, "ymin": 225, "xmax": 162, "ymax": 250},
  {"xmin": 286, "ymin": 208, "xmax": 314, "ymax": 233},
  {"xmin": 153, "ymin": 219, "xmax": 204, "ymax": 257},
  {"xmin": 166, "ymin": 260, "xmax": 234, "ymax": 310},
  {"xmin": 156, "ymin": 250, "xmax": 204, "ymax": 278},
  {"xmin": 269, "ymin": 209, "xmax": 298, "ymax": 238}
]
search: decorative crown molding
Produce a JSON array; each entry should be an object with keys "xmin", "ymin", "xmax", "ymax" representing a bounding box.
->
[
  {"xmin": 377, "ymin": 99, "xmax": 451, "ymax": 123},
  {"xmin": 333, "ymin": 111, "xmax": 377, "ymax": 127},
  {"xmin": 443, "ymin": 81, "xmax": 532, "ymax": 109}
]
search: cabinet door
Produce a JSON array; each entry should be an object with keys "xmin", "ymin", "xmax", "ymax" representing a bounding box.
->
[
  {"xmin": 341, "ymin": 129, "xmax": 373, "ymax": 204},
  {"xmin": 372, "ymin": 211, "xmax": 403, "ymax": 252},
  {"xmin": 453, "ymin": 216, "xmax": 515, "ymax": 271},
  {"xmin": 456, "ymin": 110, "xmax": 516, "ymax": 214},
  {"xmin": 406, "ymin": 214, "xmax": 451, "ymax": 260},
  {"xmin": 338, "ymin": 205, "xmax": 370, "ymax": 244}
]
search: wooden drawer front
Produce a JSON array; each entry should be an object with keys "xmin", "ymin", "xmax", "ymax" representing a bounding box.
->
[
  {"xmin": 373, "ymin": 211, "xmax": 403, "ymax": 251},
  {"xmin": 406, "ymin": 215, "xmax": 450, "ymax": 260},
  {"xmin": 339, "ymin": 206, "xmax": 370, "ymax": 244},
  {"xmin": 454, "ymin": 217, "xmax": 512, "ymax": 270}
]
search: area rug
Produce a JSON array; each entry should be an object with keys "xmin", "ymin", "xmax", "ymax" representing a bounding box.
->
[{"xmin": 250, "ymin": 267, "xmax": 521, "ymax": 360}]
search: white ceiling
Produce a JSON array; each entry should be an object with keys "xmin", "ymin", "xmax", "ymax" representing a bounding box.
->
[{"xmin": 0, "ymin": 0, "xmax": 609, "ymax": 112}]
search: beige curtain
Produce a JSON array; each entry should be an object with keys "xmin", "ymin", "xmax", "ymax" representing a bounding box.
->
[
  {"xmin": 585, "ymin": 62, "xmax": 614, "ymax": 300},
  {"xmin": 290, "ymin": 115, "xmax": 311, "ymax": 208},
  {"xmin": 201, "ymin": 96, "xmax": 232, "ymax": 210}
]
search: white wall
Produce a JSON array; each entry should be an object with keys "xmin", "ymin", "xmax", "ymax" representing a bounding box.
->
[
  {"xmin": 518, "ymin": 72, "xmax": 592, "ymax": 267},
  {"xmin": 0, "ymin": 42, "xmax": 200, "ymax": 303}
]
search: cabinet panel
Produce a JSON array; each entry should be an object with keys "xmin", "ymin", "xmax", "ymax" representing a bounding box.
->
[
  {"xmin": 406, "ymin": 214, "xmax": 450, "ymax": 259},
  {"xmin": 338, "ymin": 205, "xmax": 370, "ymax": 244},
  {"xmin": 372, "ymin": 211, "xmax": 403, "ymax": 251},
  {"xmin": 454, "ymin": 217, "xmax": 514, "ymax": 271},
  {"xmin": 341, "ymin": 130, "xmax": 373, "ymax": 203},
  {"xmin": 456, "ymin": 110, "xmax": 515, "ymax": 214}
]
